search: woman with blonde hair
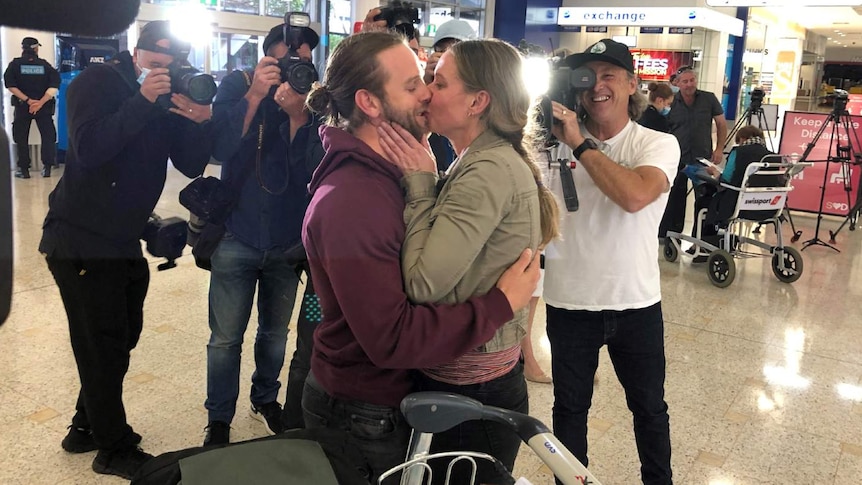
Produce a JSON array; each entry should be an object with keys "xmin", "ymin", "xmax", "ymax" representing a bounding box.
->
[{"xmin": 378, "ymin": 38, "xmax": 559, "ymax": 485}]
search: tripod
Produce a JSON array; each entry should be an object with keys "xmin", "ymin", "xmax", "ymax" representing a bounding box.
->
[
  {"xmin": 725, "ymin": 102, "xmax": 775, "ymax": 152},
  {"xmin": 829, "ymin": 147, "xmax": 862, "ymax": 242},
  {"xmin": 798, "ymin": 95, "xmax": 862, "ymax": 252}
]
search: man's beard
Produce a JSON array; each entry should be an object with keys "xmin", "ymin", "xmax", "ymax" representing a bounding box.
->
[{"xmin": 382, "ymin": 101, "xmax": 427, "ymax": 142}]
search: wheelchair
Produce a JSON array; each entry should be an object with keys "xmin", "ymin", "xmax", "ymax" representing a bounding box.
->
[{"xmin": 663, "ymin": 155, "xmax": 811, "ymax": 288}]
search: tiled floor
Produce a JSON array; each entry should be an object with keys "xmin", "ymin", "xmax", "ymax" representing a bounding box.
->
[{"xmin": 2, "ymin": 164, "xmax": 862, "ymax": 484}]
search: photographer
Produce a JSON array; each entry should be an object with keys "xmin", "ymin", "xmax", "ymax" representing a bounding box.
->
[
  {"xmin": 543, "ymin": 40, "xmax": 678, "ymax": 485},
  {"xmin": 202, "ymin": 21, "xmax": 324, "ymax": 446},
  {"xmin": 39, "ymin": 20, "xmax": 213, "ymax": 479}
]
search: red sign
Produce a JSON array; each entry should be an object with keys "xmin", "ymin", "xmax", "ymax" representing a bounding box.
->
[
  {"xmin": 778, "ymin": 110, "xmax": 862, "ymax": 215},
  {"xmin": 630, "ymin": 50, "xmax": 693, "ymax": 82}
]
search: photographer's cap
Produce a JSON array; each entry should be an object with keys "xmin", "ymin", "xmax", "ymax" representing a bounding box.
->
[
  {"xmin": 22, "ymin": 37, "xmax": 41, "ymax": 49},
  {"xmin": 565, "ymin": 39, "xmax": 634, "ymax": 74},
  {"xmin": 136, "ymin": 20, "xmax": 186, "ymax": 57},
  {"xmin": 433, "ymin": 19, "xmax": 476, "ymax": 48},
  {"xmin": 262, "ymin": 23, "xmax": 320, "ymax": 54}
]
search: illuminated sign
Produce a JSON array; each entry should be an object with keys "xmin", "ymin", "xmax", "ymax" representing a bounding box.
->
[
  {"xmin": 631, "ymin": 50, "xmax": 694, "ymax": 81},
  {"xmin": 557, "ymin": 7, "xmax": 744, "ymax": 36}
]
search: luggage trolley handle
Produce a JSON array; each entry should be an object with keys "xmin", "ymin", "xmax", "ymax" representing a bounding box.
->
[{"xmin": 398, "ymin": 392, "xmax": 603, "ymax": 485}]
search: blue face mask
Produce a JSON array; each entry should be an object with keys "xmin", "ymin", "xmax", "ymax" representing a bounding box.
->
[
  {"xmin": 136, "ymin": 65, "xmax": 150, "ymax": 86},
  {"xmin": 660, "ymin": 106, "xmax": 671, "ymax": 116},
  {"xmin": 670, "ymin": 85, "xmax": 680, "ymax": 94}
]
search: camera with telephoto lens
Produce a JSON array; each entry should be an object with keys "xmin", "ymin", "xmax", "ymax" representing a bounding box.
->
[
  {"xmin": 156, "ymin": 41, "xmax": 217, "ymax": 110},
  {"xmin": 277, "ymin": 12, "xmax": 319, "ymax": 95},
  {"xmin": 750, "ymin": 87, "xmax": 765, "ymax": 110},
  {"xmin": 142, "ymin": 213, "xmax": 188, "ymax": 271},
  {"xmin": 374, "ymin": 0, "xmax": 420, "ymax": 28}
]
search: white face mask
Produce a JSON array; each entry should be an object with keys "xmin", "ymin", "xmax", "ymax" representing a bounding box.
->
[{"xmin": 136, "ymin": 65, "xmax": 150, "ymax": 85}]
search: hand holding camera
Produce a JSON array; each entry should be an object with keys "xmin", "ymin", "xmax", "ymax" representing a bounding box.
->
[
  {"xmin": 248, "ymin": 56, "xmax": 282, "ymax": 101},
  {"xmin": 274, "ymin": 82, "xmax": 306, "ymax": 119},
  {"xmin": 140, "ymin": 67, "xmax": 172, "ymax": 104}
]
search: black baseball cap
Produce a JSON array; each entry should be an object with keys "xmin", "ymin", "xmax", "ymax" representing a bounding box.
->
[
  {"xmin": 262, "ymin": 24, "xmax": 320, "ymax": 55},
  {"xmin": 565, "ymin": 39, "xmax": 634, "ymax": 74},
  {"xmin": 136, "ymin": 20, "xmax": 188, "ymax": 57},
  {"xmin": 22, "ymin": 37, "xmax": 41, "ymax": 49}
]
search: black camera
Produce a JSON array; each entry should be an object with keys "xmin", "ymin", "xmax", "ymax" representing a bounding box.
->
[
  {"xmin": 156, "ymin": 61, "xmax": 217, "ymax": 111},
  {"xmin": 750, "ymin": 87, "xmax": 765, "ymax": 110},
  {"xmin": 538, "ymin": 62, "xmax": 596, "ymax": 146},
  {"xmin": 142, "ymin": 213, "xmax": 188, "ymax": 271},
  {"xmin": 374, "ymin": 1, "xmax": 420, "ymax": 28},
  {"xmin": 277, "ymin": 12, "xmax": 319, "ymax": 95},
  {"xmin": 834, "ymin": 88, "xmax": 850, "ymax": 114}
]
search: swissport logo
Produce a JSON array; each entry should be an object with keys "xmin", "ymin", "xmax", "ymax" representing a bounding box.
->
[{"xmin": 739, "ymin": 192, "xmax": 786, "ymax": 210}]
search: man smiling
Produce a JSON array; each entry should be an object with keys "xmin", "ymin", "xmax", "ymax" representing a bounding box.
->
[{"xmin": 544, "ymin": 39, "xmax": 679, "ymax": 485}]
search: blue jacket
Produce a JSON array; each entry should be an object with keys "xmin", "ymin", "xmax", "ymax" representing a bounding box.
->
[{"xmin": 210, "ymin": 70, "xmax": 323, "ymax": 251}]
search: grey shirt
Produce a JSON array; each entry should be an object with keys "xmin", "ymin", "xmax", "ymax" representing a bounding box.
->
[{"xmin": 668, "ymin": 89, "xmax": 723, "ymax": 165}]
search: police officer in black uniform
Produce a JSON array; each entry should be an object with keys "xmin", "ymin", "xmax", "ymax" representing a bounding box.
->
[{"xmin": 3, "ymin": 37, "xmax": 60, "ymax": 178}]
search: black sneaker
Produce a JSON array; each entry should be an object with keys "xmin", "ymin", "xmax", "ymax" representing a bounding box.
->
[
  {"xmin": 14, "ymin": 168, "xmax": 30, "ymax": 179},
  {"xmin": 92, "ymin": 446, "xmax": 153, "ymax": 480},
  {"xmin": 250, "ymin": 401, "xmax": 284, "ymax": 435},
  {"xmin": 61, "ymin": 426, "xmax": 142, "ymax": 453},
  {"xmin": 685, "ymin": 245, "xmax": 697, "ymax": 255},
  {"xmin": 692, "ymin": 254, "xmax": 709, "ymax": 264},
  {"xmin": 203, "ymin": 421, "xmax": 230, "ymax": 446}
]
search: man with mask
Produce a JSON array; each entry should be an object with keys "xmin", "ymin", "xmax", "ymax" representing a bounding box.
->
[
  {"xmin": 300, "ymin": 31, "xmax": 539, "ymax": 482},
  {"xmin": 40, "ymin": 20, "xmax": 213, "ymax": 479},
  {"xmin": 4, "ymin": 36, "xmax": 60, "ymax": 178},
  {"xmin": 202, "ymin": 22, "xmax": 324, "ymax": 445}
]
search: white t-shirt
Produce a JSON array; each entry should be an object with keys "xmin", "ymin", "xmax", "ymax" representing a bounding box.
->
[{"xmin": 543, "ymin": 121, "xmax": 680, "ymax": 311}]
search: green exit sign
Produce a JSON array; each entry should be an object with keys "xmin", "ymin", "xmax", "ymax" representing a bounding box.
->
[{"xmin": 200, "ymin": 0, "xmax": 217, "ymax": 6}]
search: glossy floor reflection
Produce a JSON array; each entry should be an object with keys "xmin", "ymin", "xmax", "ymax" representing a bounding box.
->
[{"xmin": 2, "ymin": 165, "xmax": 862, "ymax": 484}]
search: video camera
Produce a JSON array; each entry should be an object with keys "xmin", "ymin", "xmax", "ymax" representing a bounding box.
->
[
  {"xmin": 277, "ymin": 12, "xmax": 319, "ymax": 94},
  {"xmin": 374, "ymin": 1, "xmax": 420, "ymax": 29},
  {"xmin": 833, "ymin": 88, "xmax": 850, "ymax": 114},
  {"xmin": 157, "ymin": 41, "xmax": 217, "ymax": 110},
  {"xmin": 750, "ymin": 87, "xmax": 765, "ymax": 110},
  {"xmin": 538, "ymin": 60, "xmax": 596, "ymax": 147},
  {"xmin": 142, "ymin": 213, "xmax": 188, "ymax": 271}
]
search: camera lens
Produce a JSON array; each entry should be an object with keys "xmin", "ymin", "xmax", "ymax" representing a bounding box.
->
[
  {"xmin": 183, "ymin": 74, "xmax": 217, "ymax": 105},
  {"xmin": 287, "ymin": 63, "xmax": 317, "ymax": 94}
]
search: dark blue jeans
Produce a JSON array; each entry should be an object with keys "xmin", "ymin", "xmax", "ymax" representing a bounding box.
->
[
  {"xmin": 206, "ymin": 234, "xmax": 300, "ymax": 424},
  {"xmin": 546, "ymin": 302, "xmax": 672, "ymax": 485},
  {"xmin": 416, "ymin": 363, "xmax": 528, "ymax": 485},
  {"xmin": 302, "ymin": 373, "xmax": 412, "ymax": 484}
]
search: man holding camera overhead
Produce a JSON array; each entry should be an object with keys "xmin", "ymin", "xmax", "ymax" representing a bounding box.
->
[
  {"xmin": 201, "ymin": 17, "xmax": 324, "ymax": 446},
  {"xmin": 38, "ymin": 20, "xmax": 213, "ymax": 480},
  {"xmin": 543, "ymin": 39, "xmax": 678, "ymax": 485}
]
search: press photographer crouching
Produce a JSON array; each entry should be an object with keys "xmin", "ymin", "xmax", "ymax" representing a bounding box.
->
[
  {"xmin": 38, "ymin": 20, "xmax": 214, "ymax": 480},
  {"xmin": 542, "ymin": 39, "xmax": 679, "ymax": 485},
  {"xmin": 200, "ymin": 15, "xmax": 325, "ymax": 446}
]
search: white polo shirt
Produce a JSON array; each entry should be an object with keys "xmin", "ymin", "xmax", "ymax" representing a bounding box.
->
[{"xmin": 543, "ymin": 120, "xmax": 680, "ymax": 312}]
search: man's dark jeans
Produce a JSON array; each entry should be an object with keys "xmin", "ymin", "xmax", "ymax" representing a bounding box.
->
[
  {"xmin": 546, "ymin": 302, "xmax": 672, "ymax": 485},
  {"xmin": 47, "ymin": 256, "xmax": 148, "ymax": 451},
  {"xmin": 302, "ymin": 373, "xmax": 411, "ymax": 484}
]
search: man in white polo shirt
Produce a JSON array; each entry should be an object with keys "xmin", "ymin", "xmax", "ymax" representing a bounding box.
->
[{"xmin": 543, "ymin": 39, "xmax": 679, "ymax": 485}]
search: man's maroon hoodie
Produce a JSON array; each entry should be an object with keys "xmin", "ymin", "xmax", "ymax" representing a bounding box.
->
[{"xmin": 303, "ymin": 126, "xmax": 514, "ymax": 408}]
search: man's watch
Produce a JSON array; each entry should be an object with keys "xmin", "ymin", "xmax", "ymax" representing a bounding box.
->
[{"xmin": 572, "ymin": 138, "xmax": 598, "ymax": 159}]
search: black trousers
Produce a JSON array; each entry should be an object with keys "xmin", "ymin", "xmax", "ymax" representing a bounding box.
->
[
  {"xmin": 283, "ymin": 272, "xmax": 320, "ymax": 429},
  {"xmin": 658, "ymin": 169, "xmax": 688, "ymax": 238},
  {"xmin": 12, "ymin": 101, "xmax": 56, "ymax": 169},
  {"xmin": 47, "ymin": 256, "xmax": 149, "ymax": 450}
]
